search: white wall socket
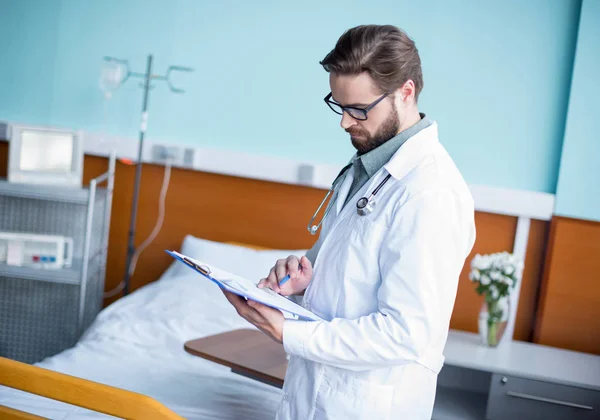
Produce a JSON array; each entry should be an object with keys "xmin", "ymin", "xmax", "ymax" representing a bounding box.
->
[
  {"xmin": 151, "ymin": 144, "xmax": 195, "ymax": 168},
  {"xmin": 152, "ymin": 144, "xmax": 179, "ymax": 163}
]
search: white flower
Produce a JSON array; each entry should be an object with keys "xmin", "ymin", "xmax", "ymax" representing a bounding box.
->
[
  {"xmin": 480, "ymin": 274, "xmax": 490, "ymax": 286},
  {"xmin": 471, "ymin": 254, "xmax": 491, "ymax": 270},
  {"xmin": 472, "ymin": 252, "xmax": 524, "ymax": 297},
  {"xmin": 499, "ymin": 253, "xmax": 509, "ymax": 267}
]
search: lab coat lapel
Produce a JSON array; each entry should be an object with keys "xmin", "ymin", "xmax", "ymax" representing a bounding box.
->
[
  {"xmin": 326, "ymin": 168, "xmax": 385, "ymax": 239},
  {"xmin": 318, "ymin": 165, "xmax": 365, "ymax": 245},
  {"xmin": 335, "ymin": 165, "xmax": 355, "ymax": 216},
  {"xmin": 384, "ymin": 123, "xmax": 439, "ymax": 180}
]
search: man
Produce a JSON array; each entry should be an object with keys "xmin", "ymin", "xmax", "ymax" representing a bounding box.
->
[{"xmin": 223, "ymin": 24, "xmax": 476, "ymax": 419}]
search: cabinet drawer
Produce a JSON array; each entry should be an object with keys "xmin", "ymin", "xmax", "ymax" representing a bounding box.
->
[{"xmin": 486, "ymin": 374, "xmax": 599, "ymax": 420}]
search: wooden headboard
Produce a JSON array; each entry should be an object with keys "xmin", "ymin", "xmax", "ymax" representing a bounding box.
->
[
  {"xmin": 74, "ymin": 153, "xmax": 549, "ymax": 343},
  {"xmin": 0, "ymin": 142, "xmax": 550, "ymax": 344}
]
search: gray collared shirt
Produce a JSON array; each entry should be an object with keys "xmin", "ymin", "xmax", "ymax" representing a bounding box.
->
[{"xmin": 343, "ymin": 113, "xmax": 433, "ymax": 207}]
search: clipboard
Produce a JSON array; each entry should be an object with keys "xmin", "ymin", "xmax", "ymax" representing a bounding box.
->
[{"xmin": 165, "ymin": 250, "xmax": 322, "ymax": 321}]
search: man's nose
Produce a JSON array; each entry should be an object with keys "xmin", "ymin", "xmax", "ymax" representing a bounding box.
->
[{"xmin": 340, "ymin": 111, "xmax": 356, "ymax": 130}]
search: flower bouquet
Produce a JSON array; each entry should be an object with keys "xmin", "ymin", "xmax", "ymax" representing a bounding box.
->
[{"xmin": 469, "ymin": 251, "xmax": 524, "ymax": 346}]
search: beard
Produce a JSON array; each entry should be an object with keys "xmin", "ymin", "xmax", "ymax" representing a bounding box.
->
[{"xmin": 347, "ymin": 103, "xmax": 400, "ymax": 155}]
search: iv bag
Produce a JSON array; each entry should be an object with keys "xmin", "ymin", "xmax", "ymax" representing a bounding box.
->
[{"xmin": 99, "ymin": 60, "xmax": 125, "ymax": 99}]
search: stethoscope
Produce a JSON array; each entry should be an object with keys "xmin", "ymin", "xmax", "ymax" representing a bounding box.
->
[{"xmin": 307, "ymin": 173, "xmax": 392, "ymax": 235}]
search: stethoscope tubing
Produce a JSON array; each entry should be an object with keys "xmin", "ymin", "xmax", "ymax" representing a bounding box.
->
[{"xmin": 308, "ymin": 173, "xmax": 392, "ymax": 235}]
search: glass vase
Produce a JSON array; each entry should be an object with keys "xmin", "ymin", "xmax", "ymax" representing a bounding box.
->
[{"xmin": 478, "ymin": 297, "xmax": 509, "ymax": 347}]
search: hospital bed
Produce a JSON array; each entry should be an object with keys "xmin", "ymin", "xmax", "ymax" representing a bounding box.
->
[
  {"xmin": 0, "ymin": 235, "xmax": 301, "ymax": 419},
  {"xmin": 3, "ymin": 238, "xmax": 599, "ymax": 420}
]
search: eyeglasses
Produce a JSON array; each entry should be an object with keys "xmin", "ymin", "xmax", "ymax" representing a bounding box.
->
[{"xmin": 324, "ymin": 92, "xmax": 389, "ymax": 121}]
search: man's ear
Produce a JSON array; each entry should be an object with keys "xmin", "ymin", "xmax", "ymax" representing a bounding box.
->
[{"xmin": 398, "ymin": 79, "xmax": 416, "ymax": 103}]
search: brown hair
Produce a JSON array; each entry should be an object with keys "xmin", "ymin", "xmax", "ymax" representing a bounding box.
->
[{"xmin": 320, "ymin": 25, "xmax": 423, "ymax": 101}]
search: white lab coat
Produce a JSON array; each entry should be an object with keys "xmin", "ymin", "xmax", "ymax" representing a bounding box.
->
[{"xmin": 276, "ymin": 122, "xmax": 476, "ymax": 420}]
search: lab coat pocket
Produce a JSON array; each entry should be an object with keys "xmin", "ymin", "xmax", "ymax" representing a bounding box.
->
[{"xmin": 314, "ymin": 376, "xmax": 393, "ymax": 420}]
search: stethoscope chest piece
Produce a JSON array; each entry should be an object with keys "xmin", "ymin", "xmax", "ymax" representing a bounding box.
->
[
  {"xmin": 356, "ymin": 173, "xmax": 392, "ymax": 216},
  {"xmin": 356, "ymin": 196, "xmax": 375, "ymax": 216}
]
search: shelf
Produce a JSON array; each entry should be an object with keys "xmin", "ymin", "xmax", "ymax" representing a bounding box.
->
[
  {"xmin": 0, "ymin": 179, "xmax": 96, "ymax": 204},
  {"xmin": 432, "ymin": 387, "xmax": 488, "ymax": 420},
  {"xmin": 0, "ymin": 261, "xmax": 82, "ymax": 285}
]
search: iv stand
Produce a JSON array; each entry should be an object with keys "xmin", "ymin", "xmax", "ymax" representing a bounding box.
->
[{"xmin": 102, "ymin": 54, "xmax": 193, "ymax": 296}]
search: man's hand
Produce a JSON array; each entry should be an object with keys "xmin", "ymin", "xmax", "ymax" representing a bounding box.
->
[
  {"xmin": 257, "ymin": 255, "xmax": 313, "ymax": 295},
  {"xmin": 222, "ymin": 290, "xmax": 285, "ymax": 343}
]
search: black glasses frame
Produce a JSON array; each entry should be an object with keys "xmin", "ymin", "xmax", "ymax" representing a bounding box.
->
[{"xmin": 324, "ymin": 92, "xmax": 389, "ymax": 121}]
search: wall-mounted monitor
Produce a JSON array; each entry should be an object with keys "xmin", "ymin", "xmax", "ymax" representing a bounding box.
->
[{"xmin": 7, "ymin": 124, "xmax": 84, "ymax": 188}]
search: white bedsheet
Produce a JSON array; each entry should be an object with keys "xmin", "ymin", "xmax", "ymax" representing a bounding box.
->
[{"xmin": 0, "ymin": 257, "xmax": 285, "ymax": 419}]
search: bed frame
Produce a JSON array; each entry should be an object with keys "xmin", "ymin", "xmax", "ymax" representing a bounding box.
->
[{"xmin": 0, "ymin": 357, "xmax": 183, "ymax": 419}]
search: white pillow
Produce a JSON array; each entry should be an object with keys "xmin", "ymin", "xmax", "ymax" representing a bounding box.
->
[{"xmin": 175, "ymin": 234, "xmax": 308, "ymax": 284}]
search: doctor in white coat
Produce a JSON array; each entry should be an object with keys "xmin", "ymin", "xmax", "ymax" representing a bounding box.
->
[{"xmin": 223, "ymin": 24, "xmax": 476, "ymax": 419}]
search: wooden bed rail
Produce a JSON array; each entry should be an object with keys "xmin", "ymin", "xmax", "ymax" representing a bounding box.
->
[
  {"xmin": 0, "ymin": 357, "xmax": 184, "ymax": 420},
  {"xmin": 0, "ymin": 404, "xmax": 47, "ymax": 420}
]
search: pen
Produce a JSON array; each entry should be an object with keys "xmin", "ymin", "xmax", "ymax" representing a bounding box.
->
[{"xmin": 279, "ymin": 264, "xmax": 302, "ymax": 287}]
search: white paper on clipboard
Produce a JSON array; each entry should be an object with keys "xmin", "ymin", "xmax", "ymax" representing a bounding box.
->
[{"xmin": 167, "ymin": 250, "xmax": 323, "ymax": 321}]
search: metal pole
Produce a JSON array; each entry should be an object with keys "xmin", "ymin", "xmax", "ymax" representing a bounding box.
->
[{"xmin": 123, "ymin": 54, "xmax": 153, "ymax": 295}]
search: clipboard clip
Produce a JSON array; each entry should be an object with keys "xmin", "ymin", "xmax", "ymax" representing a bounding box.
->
[{"xmin": 183, "ymin": 257, "xmax": 211, "ymax": 276}]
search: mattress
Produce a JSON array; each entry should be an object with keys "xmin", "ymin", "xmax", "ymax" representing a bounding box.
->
[{"xmin": 0, "ymin": 236, "xmax": 306, "ymax": 419}]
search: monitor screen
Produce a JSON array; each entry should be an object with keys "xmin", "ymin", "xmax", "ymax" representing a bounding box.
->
[{"xmin": 18, "ymin": 130, "xmax": 74, "ymax": 173}]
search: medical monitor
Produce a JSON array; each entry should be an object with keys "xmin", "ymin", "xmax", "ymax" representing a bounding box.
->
[{"xmin": 8, "ymin": 124, "xmax": 84, "ymax": 187}]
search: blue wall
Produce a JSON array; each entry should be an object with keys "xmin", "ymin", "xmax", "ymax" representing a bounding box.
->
[
  {"xmin": 0, "ymin": 0, "xmax": 582, "ymax": 194},
  {"xmin": 555, "ymin": 0, "xmax": 600, "ymax": 222},
  {"xmin": 0, "ymin": 0, "xmax": 61, "ymax": 125}
]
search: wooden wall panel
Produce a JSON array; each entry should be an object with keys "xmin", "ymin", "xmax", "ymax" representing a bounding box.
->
[
  {"xmin": 534, "ymin": 217, "xmax": 600, "ymax": 355},
  {"xmin": 81, "ymin": 155, "xmax": 329, "ymax": 307},
  {"xmin": 0, "ymin": 144, "xmax": 549, "ymax": 341}
]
